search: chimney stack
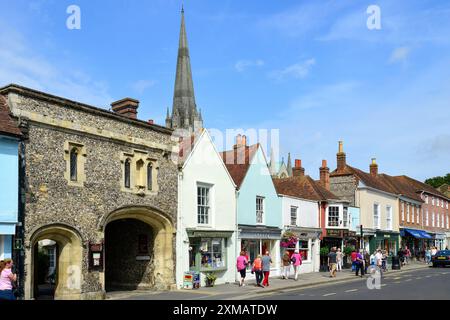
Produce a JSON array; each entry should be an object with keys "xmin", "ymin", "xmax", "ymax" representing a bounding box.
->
[
  {"xmin": 148, "ymin": 119, "xmax": 154, "ymax": 125},
  {"xmin": 370, "ymin": 158, "xmax": 378, "ymax": 176},
  {"xmin": 337, "ymin": 140, "xmax": 346, "ymax": 171},
  {"xmin": 320, "ymin": 159, "xmax": 330, "ymax": 190},
  {"xmin": 111, "ymin": 98, "xmax": 139, "ymax": 119},
  {"xmin": 292, "ymin": 159, "xmax": 305, "ymax": 177}
]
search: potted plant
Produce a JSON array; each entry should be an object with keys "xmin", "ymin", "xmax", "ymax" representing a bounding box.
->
[
  {"xmin": 319, "ymin": 247, "xmax": 330, "ymax": 272},
  {"xmin": 205, "ymin": 272, "xmax": 217, "ymax": 287}
]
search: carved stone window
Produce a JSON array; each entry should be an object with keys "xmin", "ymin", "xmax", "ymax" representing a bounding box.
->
[
  {"xmin": 64, "ymin": 141, "xmax": 86, "ymax": 187},
  {"xmin": 120, "ymin": 150, "xmax": 158, "ymax": 195}
]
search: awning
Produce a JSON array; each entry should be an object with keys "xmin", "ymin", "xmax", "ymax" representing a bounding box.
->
[
  {"xmin": 401, "ymin": 228, "xmax": 432, "ymax": 239},
  {"xmin": 0, "ymin": 223, "xmax": 17, "ymax": 235}
]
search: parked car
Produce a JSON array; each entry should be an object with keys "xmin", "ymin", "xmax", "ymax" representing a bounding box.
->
[{"xmin": 431, "ymin": 250, "xmax": 450, "ymax": 267}]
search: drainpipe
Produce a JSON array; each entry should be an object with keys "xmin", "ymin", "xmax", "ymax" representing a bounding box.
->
[
  {"xmin": 16, "ymin": 141, "xmax": 26, "ymax": 300},
  {"xmin": 234, "ymin": 188, "xmax": 239, "ymax": 283}
]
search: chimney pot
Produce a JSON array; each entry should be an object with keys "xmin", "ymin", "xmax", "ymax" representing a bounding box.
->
[
  {"xmin": 111, "ymin": 98, "xmax": 139, "ymax": 119},
  {"xmin": 292, "ymin": 159, "xmax": 305, "ymax": 177},
  {"xmin": 322, "ymin": 159, "xmax": 327, "ymax": 168},
  {"xmin": 295, "ymin": 159, "xmax": 301, "ymax": 168},
  {"xmin": 370, "ymin": 158, "xmax": 378, "ymax": 176},
  {"xmin": 337, "ymin": 141, "xmax": 346, "ymax": 171},
  {"xmin": 148, "ymin": 119, "xmax": 154, "ymax": 125}
]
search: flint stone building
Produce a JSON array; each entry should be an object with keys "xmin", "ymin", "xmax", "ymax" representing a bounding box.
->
[{"xmin": 0, "ymin": 84, "xmax": 179, "ymax": 300}]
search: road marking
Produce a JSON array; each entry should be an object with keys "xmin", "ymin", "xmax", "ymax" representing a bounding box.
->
[
  {"xmin": 405, "ymin": 279, "xmax": 412, "ymax": 282},
  {"xmin": 323, "ymin": 293, "xmax": 336, "ymax": 297},
  {"xmin": 442, "ymin": 272, "xmax": 448, "ymax": 275},
  {"xmin": 345, "ymin": 289, "xmax": 358, "ymax": 292},
  {"xmin": 416, "ymin": 277, "xmax": 422, "ymax": 279},
  {"xmin": 394, "ymin": 281, "xmax": 401, "ymax": 284},
  {"xmin": 394, "ymin": 277, "xmax": 401, "ymax": 280}
]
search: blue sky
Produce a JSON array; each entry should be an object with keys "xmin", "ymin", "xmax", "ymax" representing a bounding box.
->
[{"xmin": 0, "ymin": 0, "xmax": 449, "ymax": 181}]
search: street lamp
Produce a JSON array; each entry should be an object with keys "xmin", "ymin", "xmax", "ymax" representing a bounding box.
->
[{"xmin": 360, "ymin": 224, "xmax": 364, "ymax": 251}]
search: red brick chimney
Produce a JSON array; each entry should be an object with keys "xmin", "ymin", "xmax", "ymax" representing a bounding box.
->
[
  {"xmin": 337, "ymin": 141, "xmax": 346, "ymax": 171},
  {"xmin": 370, "ymin": 158, "xmax": 378, "ymax": 176},
  {"xmin": 111, "ymin": 98, "xmax": 139, "ymax": 119},
  {"xmin": 292, "ymin": 159, "xmax": 305, "ymax": 177},
  {"xmin": 320, "ymin": 159, "xmax": 330, "ymax": 190}
]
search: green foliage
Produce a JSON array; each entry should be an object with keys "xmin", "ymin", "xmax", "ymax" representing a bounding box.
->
[
  {"xmin": 205, "ymin": 272, "xmax": 217, "ymax": 282},
  {"xmin": 344, "ymin": 246, "xmax": 355, "ymax": 256},
  {"xmin": 320, "ymin": 247, "xmax": 330, "ymax": 256},
  {"xmin": 425, "ymin": 173, "xmax": 450, "ymax": 188}
]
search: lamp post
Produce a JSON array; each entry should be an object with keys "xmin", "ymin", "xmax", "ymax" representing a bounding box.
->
[{"xmin": 360, "ymin": 224, "xmax": 364, "ymax": 251}]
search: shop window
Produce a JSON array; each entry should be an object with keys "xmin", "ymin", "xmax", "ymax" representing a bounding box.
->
[
  {"xmin": 328, "ymin": 206, "xmax": 339, "ymax": 227},
  {"xmin": 299, "ymin": 240, "xmax": 309, "ymax": 261},
  {"xmin": 189, "ymin": 238, "xmax": 226, "ymax": 271}
]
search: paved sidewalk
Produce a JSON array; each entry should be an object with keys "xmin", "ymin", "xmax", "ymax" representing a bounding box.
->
[{"xmin": 107, "ymin": 262, "xmax": 430, "ymax": 300}]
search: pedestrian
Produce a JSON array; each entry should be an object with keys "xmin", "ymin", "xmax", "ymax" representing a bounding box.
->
[
  {"xmin": 281, "ymin": 251, "xmax": 291, "ymax": 279},
  {"xmin": 291, "ymin": 250, "xmax": 302, "ymax": 281},
  {"xmin": 336, "ymin": 248, "xmax": 343, "ymax": 272},
  {"xmin": 431, "ymin": 246, "xmax": 437, "ymax": 257},
  {"xmin": 261, "ymin": 251, "xmax": 272, "ymax": 287},
  {"xmin": 236, "ymin": 251, "xmax": 248, "ymax": 287},
  {"xmin": 351, "ymin": 249, "xmax": 357, "ymax": 272},
  {"xmin": 252, "ymin": 255, "xmax": 263, "ymax": 287},
  {"xmin": 425, "ymin": 247, "xmax": 431, "ymax": 264},
  {"xmin": 328, "ymin": 247, "xmax": 337, "ymax": 278},
  {"xmin": 375, "ymin": 249, "xmax": 383, "ymax": 277},
  {"xmin": 381, "ymin": 250, "xmax": 387, "ymax": 272},
  {"xmin": 0, "ymin": 259, "xmax": 17, "ymax": 301},
  {"xmin": 355, "ymin": 250, "xmax": 365, "ymax": 277},
  {"xmin": 405, "ymin": 246, "xmax": 411, "ymax": 265},
  {"xmin": 364, "ymin": 250, "xmax": 370, "ymax": 274}
]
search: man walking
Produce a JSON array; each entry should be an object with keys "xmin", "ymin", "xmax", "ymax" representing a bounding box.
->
[
  {"xmin": 375, "ymin": 249, "xmax": 383, "ymax": 278},
  {"xmin": 355, "ymin": 250, "xmax": 365, "ymax": 277},
  {"xmin": 328, "ymin": 247, "xmax": 337, "ymax": 278}
]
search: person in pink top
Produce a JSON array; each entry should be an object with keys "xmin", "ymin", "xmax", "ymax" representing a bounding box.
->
[
  {"xmin": 236, "ymin": 251, "xmax": 248, "ymax": 287},
  {"xmin": 291, "ymin": 250, "xmax": 302, "ymax": 281},
  {"xmin": 0, "ymin": 259, "xmax": 17, "ymax": 300}
]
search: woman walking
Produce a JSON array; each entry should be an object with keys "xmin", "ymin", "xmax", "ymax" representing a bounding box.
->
[
  {"xmin": 252, "ymin": 255, "xmax": 263, "ymax": 287},
  {"xmin": 0, "ymin": 259, "xmax": 17, "ymax": 301},
  {"xmin": 236, "ymin": 251, "xmax": 248, "ymax": 287},
  {"xmin": 336, "ymin": 248, "xmax": 343, "ymax": 272},
  {"xmin": 291, "ymin": 250, "xmax": 302, "ymax": 281},
  {"xmin": 281, "ymin": 251, "xmax": 291, "ymax": 279},
  {"xmin": 261, "ymin": 251, "xmax": 272, "ymax": 287}
]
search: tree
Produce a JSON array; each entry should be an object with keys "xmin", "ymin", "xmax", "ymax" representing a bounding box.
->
[{"xmin": 425, "ymin": 173, "xmax": 450, "ymax": 188}]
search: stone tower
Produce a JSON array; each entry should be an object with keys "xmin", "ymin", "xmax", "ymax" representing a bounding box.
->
[{"xmin": 166, "ymin": 7, "xmax": 203, "ymax": 132}]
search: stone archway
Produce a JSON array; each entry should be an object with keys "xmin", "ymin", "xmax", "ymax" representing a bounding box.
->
[
  {"xmin": 26, "ymin": 224, "xmax": 83, "ymax": 300},
  {"xmin": 100, "ymin": 206, "xmax": 175, "ymax": 291}
]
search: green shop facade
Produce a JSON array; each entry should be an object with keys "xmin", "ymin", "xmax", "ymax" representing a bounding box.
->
[{"xmin": 369, "ymin": 230, "xmax": 400, "ymax": 255}]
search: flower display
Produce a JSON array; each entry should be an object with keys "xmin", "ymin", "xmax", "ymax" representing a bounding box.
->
[{"xmin": 280, "ymin": 231, "xmax": 299, "ymax": 248}]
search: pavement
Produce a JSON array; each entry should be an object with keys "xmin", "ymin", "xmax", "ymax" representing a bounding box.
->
[{"xmin": 107, "ymin": 261, "xmax": 430, "ymax": 300}]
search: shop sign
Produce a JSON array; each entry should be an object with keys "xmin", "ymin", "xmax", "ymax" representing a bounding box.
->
[{"xmin": 326, "ymin": 229, "xmax": 342, "ymax": 237}]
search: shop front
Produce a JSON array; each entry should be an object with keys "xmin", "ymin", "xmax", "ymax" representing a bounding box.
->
[
  {"xmin": 239, "ymin": 225, "xmax": 282, "ymax": 279},
  {"xmin": 400, "ymin": 228, "xmax": 433, "ymax": 260},
  {"xmin": 186, "ymin": 229, "xmax": 235, "ymax": 286},
  {"xmin": 432, "ymin": 233, "xmax": 446, "ymax": 250},
  {"xmin": 321, "ymin": 229, "xmax": 345, "ymax": 251},
  {"xmin": 281, "ymin": 227, "xmax": 321, "ymax": 274},
  {"xmin": 369, "ymin": 231, "xmax": 400, "ymax": 255}
]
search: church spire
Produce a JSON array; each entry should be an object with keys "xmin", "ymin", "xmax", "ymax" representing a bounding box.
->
[
  {"xmin": 169, "ymin": 6, "xmax": 202, "ymax": 132},
  {"xmin": 286, "ymin": 153, "xmax": 293, "ymax": 177}
]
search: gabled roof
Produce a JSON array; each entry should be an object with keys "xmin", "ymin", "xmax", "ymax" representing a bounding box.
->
[
  {"xmin": 220, "ymin": 144, "xmax": 260, "ymax": 189},
  {"xmin": 0, "ymin": 95, "xmax": 22, "ymax": 138},
  {"xmin": 273, "ymin": 175, "xmax": 341, "ymax": 202}
]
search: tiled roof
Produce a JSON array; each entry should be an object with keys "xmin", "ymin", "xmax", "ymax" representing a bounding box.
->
[
  {"xmin": 220, "ymin": 144, "xmax": 259, "ymax": 189},
  {"xmin": 273, "ymin": 175, "xmax": 341, "ymax": 202},
  {"xmin": 0, "ymin": 95, "xmax": 22, "ymax": 137},
  {"xmin": 331, "ymin": 163, "xmax": 448, "ymax": 201}
]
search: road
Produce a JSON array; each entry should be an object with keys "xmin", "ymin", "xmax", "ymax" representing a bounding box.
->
[
  {"xmin": 109, "ymin": 266, "xmax": 450, "ymax": 300},
  {"xmin": 252, "ymin": 267, "xmax": 450, "ymax": 300}
]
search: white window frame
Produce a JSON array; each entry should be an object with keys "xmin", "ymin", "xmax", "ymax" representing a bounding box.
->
[
  {"xmin": 426, "ymin": 209, "xmax": 429, "ymax": 226},
  {"xmin": 432, "ymin": 212, "xmax": 435, "ymax": 227},
  {"xmin": 416, "ymin": 206, "xmax": 420, "ymax": 224},
  {"xmin": 425, "ymin": 195, "xmax": 428, "ymax": 204},
  {"xmin": 290, "ymin": 206, "xmax": 298, "ymax": 226},
  {"xmin": 343, "ymin": 207, "xmax": 348, "ymax": 228},
  {"xmin": 256, "ymin": 196, "xmax": 265, "ymax": 225},
  {"xmin": 406, "ymin": 204, "xmax": 410, "ymax": 223},
  {"xmin": 386, "ymin": 205, "xmax": 392, "ymax": 230},
  {"xmin": 401, "ymin": 202, "xmax": 405, "ymax": 222},
  {"xmin": 197, "ymin": 185, "xmax": 211, "ymax": 226},
  {"xmin": 373, "ymin": 203, "xmax": 380, "ymax": 229},
  {"xmin": 412, "ymin": 206, "xmax": 415, "ymax": 224},
  {"xmin": 446, "ymin": 201, "xmax": 448, "ymax": 209},
  {"xmin": 441, "ymin": 199, "xmax": 444, "ymax": 208},
  {"xmin": 447, "ymin": 215, "xmax": 449, "ymax": 229},
  {"xmin": 432, "ymin": 197, "xmax": 435, "ymax": 206},
  {"xmin": 437, "ymin": 213, "xmax": 440, "ymax": 228},
  {"xmin": 442, "ymin": 214, "xmax": 445, "ymax": 228},
  {"xmin": 327, "ymin": 206, "xmax": 340, "ymax": 228}
]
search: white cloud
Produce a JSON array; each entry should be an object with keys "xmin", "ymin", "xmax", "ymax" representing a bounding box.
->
[
  {"xmin": 131, "ymin": 79, "xmax": 156, "ymax": 94},
  {"xmin": 389, "ymin": 47, "xmax": 410, "ymax": 63},
  {"xmin": 234, "ymin": 59, "xmax": 264, "ymax": 72},
  {"xmin": 270, "ymin": 59, "xmax": 316, "ymax": 80},
  {"xmin": 0, "ymin": 21, "xmax": 112, "ymax": 107}
]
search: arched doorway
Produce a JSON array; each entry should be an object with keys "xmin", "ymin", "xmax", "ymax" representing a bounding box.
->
[
  {"xmin": 105, "ymin": 219, "xmax": 154, "ymax": 291},
  {"xmin": 27, "ymin": 225, "xmax": 83, "ymax": 300},
  {"xmin": 101, "ymin": 206, "xmax": 175, "ymax": 292}
]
